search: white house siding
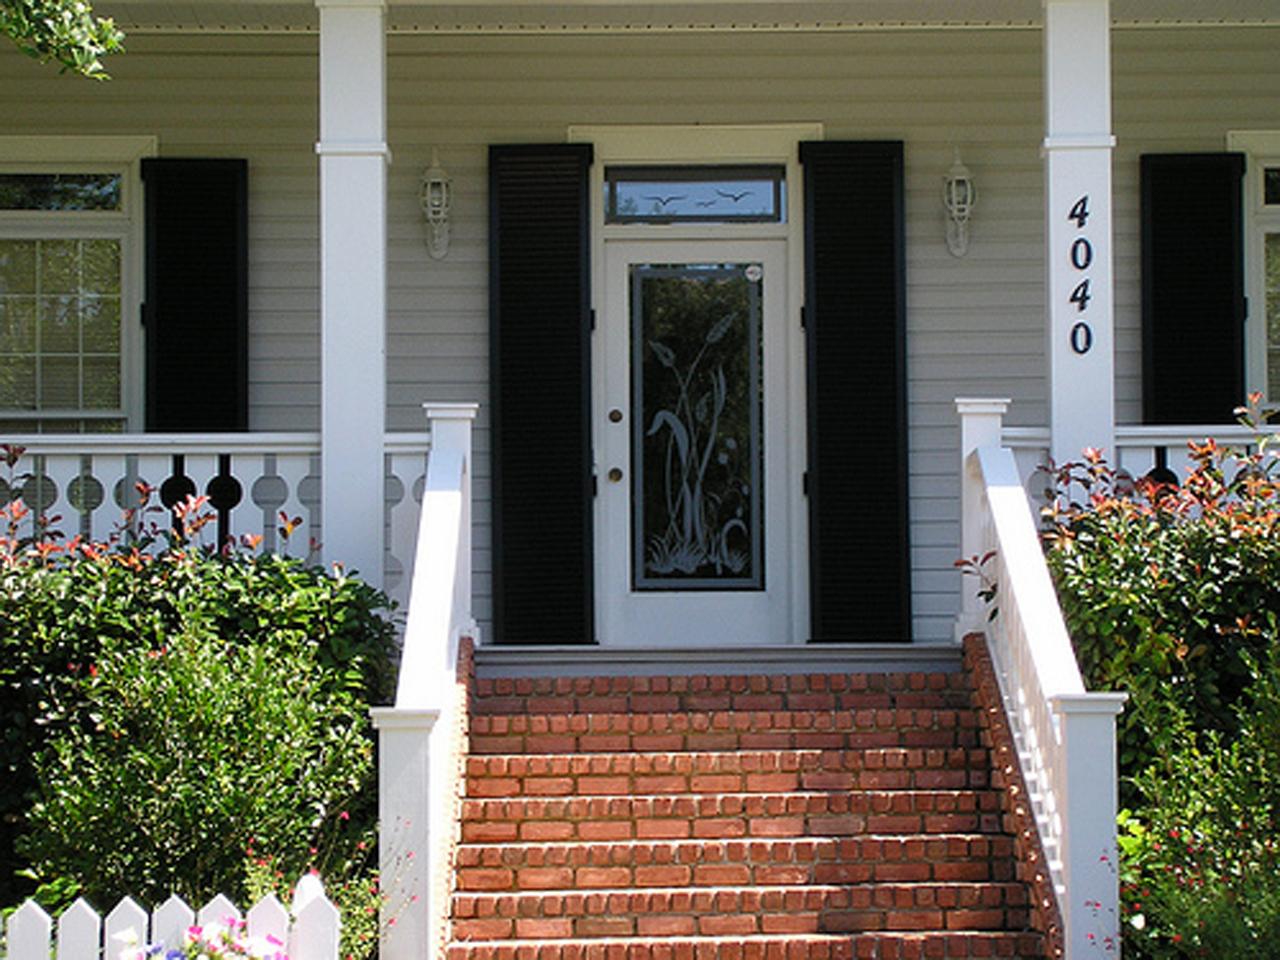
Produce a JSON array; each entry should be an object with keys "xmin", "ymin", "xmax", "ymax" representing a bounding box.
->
[
  {"xmin": 0, "ymin": 34, "xmax": 321, "ymax": 432},
  {"xmin": 3, "ymin": 25, "xmax": 1278, "ymax": 642}
]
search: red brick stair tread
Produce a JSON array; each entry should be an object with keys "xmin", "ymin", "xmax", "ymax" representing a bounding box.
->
[
  {"xmin": 460, "ymin": 789, "xmax": 1005, "ymax": 841},
  {"xmin": 454, "ymin": 881, "xmax": 1031, "ymax": 928},
  {"xmin": 445, "ymin": 931, "xmax": 1046, "ymax": 960},
  {"xmin": 465, "ymin": 750, "xmax": 992, "ymax": 798}
]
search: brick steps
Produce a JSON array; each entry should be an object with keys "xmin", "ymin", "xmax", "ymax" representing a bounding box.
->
[
  {"xmin": 460, "ymin": 790, "xmax": 1004, "ymax": 842},
  {"xmin": 445, "ymin": 931, "xmax": 1046, "ymax": 960},
  {"xmin": 449, "ymin": 669, "xmax": 1048, "ymax": 959},
  {"xmin": 471, "ymin": 675, "xmax": 973, "ymax": 717},
  {"xmin": 470, "ymin": 709, "xmax": 979, "ymax": 754},
  {"xmin": 466, "ymin": 749, "xmax": 993, "ymax": 798},
  {"xmin": 453, "ymin": 882, "xmax": 1030, "ymax": 937},
  {"xmin": 456, "ymin": 836, "xmax": 1019, "ymax": 887}
]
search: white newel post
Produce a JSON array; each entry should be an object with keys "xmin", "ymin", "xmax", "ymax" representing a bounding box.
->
[
  {"xmin": 317, "ymin": 0, "xmax": 388, "ymax": 586},
  {"xmin": 955, "ymin": 398, "xmax": 1009, "ymax": 637},
  {"xmin": 1054, "ymin": 693, "xmax": 1128, "ymax": 958},
  {"xmin": 369, "ymin": 707, "xmax": 436, "ymax": 960},
  {"xmin": 1044, "ymin": 0, "xmax": 1116, "ymax": 466}
]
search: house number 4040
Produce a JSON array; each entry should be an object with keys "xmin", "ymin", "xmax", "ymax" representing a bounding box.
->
[{"xmin": 1067, "ymin": 195, "xmax": 1093, "ymax": 355}]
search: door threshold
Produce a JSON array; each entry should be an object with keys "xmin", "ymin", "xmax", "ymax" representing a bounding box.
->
[{"xmin": 474, "ymin": 642, "xmax": 963, "ymax": 678}]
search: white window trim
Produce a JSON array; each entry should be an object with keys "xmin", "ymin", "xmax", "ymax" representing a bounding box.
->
[
  {"xmin": 0, "ymin": 135, "xmax": 157, "ymax": 431},
  {"xmin": 1228, "ymin": 131, "xmax": 1280, "ymax": 407}
]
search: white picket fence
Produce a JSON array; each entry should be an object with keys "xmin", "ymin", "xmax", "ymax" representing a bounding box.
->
[{"xmin": 3, "ymin": 877, "xmax": 338, "ymax": 960}]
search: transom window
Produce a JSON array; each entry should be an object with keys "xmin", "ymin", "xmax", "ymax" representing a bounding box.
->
[
  {"xmin": 605, "ymin": 165, "xmax": 785, "ymax": 224},
  {"xmin": 1265, "ymin": 166, "xmax": 1280, "ymax": 207},
  {"xmin": 0, "ymin": 173, "xmax": 122, "ymax": 212}
]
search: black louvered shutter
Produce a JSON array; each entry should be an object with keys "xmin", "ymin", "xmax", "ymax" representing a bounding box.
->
[
  {"xmin": 1141, "ymin": 153, "xmax": 1246, "ymax": 424},
  {"xmin": 490, "ymin": 144, "xmax": 594, "ymax": 644},
  {"xmin": 800, "ymin": 141, "xmax": 910, "ymax": 642},
  {"xmin": 141, "ymin": 159, "xmax": 248, "ymax": 432}
]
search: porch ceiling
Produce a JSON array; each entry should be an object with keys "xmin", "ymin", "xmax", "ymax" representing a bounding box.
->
[{"xmin": 98, "ymin": 0, "xmax": 1280, "ymax": 33}]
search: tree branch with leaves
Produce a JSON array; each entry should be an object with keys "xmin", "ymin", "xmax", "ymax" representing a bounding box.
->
[{"xmin": 1, "ymin": 0, "xmax": 124, "ymax": 79}]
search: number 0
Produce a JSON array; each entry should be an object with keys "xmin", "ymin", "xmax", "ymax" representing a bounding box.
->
[
  {"xmin": 1071, "ymin": 238, "xmax": 1093, "ymax": 270},
  {"xmin": 1070, "ymin": 322, "xmax": 1093, "ymax": 355}
]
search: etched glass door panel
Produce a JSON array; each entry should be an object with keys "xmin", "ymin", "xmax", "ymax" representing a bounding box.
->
[
  {"xmin": 632, "ymin": 263, "xmax": 762, "ymax": 589},
  {"xmin": 596, "ymin": 240, "xmax": 795, "ymax": 647}
]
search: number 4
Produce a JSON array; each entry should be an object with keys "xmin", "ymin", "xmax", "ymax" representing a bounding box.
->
[
  {"xmin": 1068, "ymin": 195, "xmax": 1090, "ymax": 228},
  {"xmin": 1070, "ymin": 278, "xmax": 1091, "ymax": 311}
]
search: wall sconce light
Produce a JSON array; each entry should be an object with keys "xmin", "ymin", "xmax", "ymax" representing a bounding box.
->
[
  {"xmin": 419, "ymin": 150, "xmax": 452, "ymax": 260},
  {"xmin": 943, "ymin": 148, "xmax": 976, "ymax": 257}
]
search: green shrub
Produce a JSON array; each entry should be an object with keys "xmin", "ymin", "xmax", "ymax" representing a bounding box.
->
[
  {"xmin": 1042, "ymin": 400, "xmax": 1280, "ymax": 787},
  {"xmin": 1116, "ymin": 641, "xmax": 1280, "ymax": 958},
  {"xmin": 1041, "ymin": 397, "xmax": 1280, "ymax": 957},
  {"xmin": 0, "ymin": 460, "xmax": 395, "ymax": 960}
]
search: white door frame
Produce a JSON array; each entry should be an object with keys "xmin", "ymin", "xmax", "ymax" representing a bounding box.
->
[{"xmin": 569, "ymin": 124, "xmax": 820, "ymax": 646}]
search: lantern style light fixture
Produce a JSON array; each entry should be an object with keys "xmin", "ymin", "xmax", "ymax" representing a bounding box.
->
[
  {"xmin": 943, "ymin": 148, "xmax": 976, "ymax": 257},
  {"xmin": 419, "ymin": 150, "xmax": 452, "ymax": 260}
]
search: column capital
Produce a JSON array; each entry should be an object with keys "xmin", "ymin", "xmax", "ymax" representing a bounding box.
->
[
  {"xmin": 314, "ymin": 140, "xmax": 392, "ymax": 161},
  {"xmin": 316, "ymin": 0, "xmax": 386, "ymax": 9},
  {"xmin": 1041, "ymin": 135, "xmax": 1116, "ymax": 152}
]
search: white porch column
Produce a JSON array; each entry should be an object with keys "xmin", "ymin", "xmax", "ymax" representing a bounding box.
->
[
  {"xmin": 1044, "ymin": 0, "xmax": 1116, "ymax": 465},
  {"xmin": 317, "ymin": 0, "xmax": 388, "ymax": 584}
]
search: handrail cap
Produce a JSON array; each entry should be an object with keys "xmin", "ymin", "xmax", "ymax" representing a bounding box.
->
[
  {"xmin": 955, "ymin": 398, "xmax": 1011, "ymax": 414},
  {"xmin": 423, "ymin": 402, "xmax": 479, "ymax": 420},
  {"xmin": 1050, "ymin": 692, "xmax": 1128, "ymax": 715},
  {"xmin": 370, "ymin": 706, "xmax": 441, "ymax": 730}
]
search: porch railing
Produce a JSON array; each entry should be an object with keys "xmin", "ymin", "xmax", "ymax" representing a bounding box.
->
[
  {"xmin": 1115, "ymin": 423, "xmax": 1280, "ymax": 483},
  {"xmin": 995, "ymin": 422, "xmax": 1280, "ymax": 500},
  {"xmin": 0, "ymin": 432, "xmax": 431, "ymax": 612},
  {"xmin": 370, "ymin": 403, "xmax": 478, "ymax": 960},
  {"xmin": 957, "ymin": 399, "xmax": 1127, "ymax": 959}
]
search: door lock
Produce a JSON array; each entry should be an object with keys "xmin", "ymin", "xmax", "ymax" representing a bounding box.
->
[
  {"xmin": 609, "ymin": 409, "xmax": 623, "ymax": 423},
  {"xmin": 607, "ymin": 467, "xmax": 624, "ymax": 483}
]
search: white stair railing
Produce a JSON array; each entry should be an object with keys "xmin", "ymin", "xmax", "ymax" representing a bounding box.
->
[
  {"xmin": 956, "ymin": 399, "xmax": 1127, "ymax": 959},
  {"xmin": 370, "ymin": 402, "xmax": 477, "ymax": 960}
]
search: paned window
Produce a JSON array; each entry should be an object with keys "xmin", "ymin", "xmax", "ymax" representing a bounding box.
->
[{"xmin": 0, "ymin": 163, "xmax": 135, "ymax": 433}]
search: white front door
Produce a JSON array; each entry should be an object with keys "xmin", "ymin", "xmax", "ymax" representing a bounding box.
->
[{"xmin": 595, "ymin": 239, "xmax": 794, "ymax": 646}]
